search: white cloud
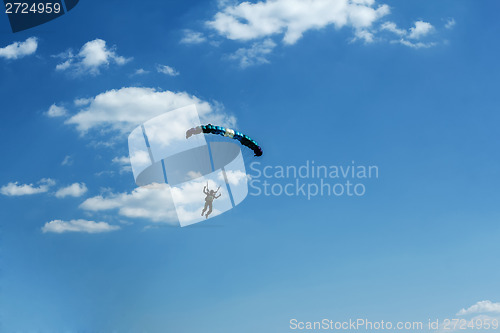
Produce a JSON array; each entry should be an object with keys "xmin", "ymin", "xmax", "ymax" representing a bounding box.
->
[
  {"xmin": 218, "ymin": 170, "xmax": 247, "ymax": 185},
  {"xmin": 45, "ymin": 104, "xmax": 67, "ymax": 118},
  {"xmin": 187, "ymin": 171, "xmax": 203, "ymax": 180},
  {"xmin": 397, "ymin": 39, "xmax": 436, "ymax": 49},
  {"xmin": 56, "ymin": 60, "xmax": 72, "ymax": 71},
  {"xmin": 381, "ymin": 20, "xmax": 434, "ymax": 40},
  {"xmin": 352, "ymin": 29, "xmax": 375, "ymax": 43},
  {"xmin": 381, "ymin": 20, "xmax": 436, "ymax": 48},
  {"xmin": 81, "ymin": 177, "xmax": 235, "ymax": 226},
  {"xmin": 435, "ymin": 301, "xmax": 500, "ymax": 333},
  {"xmin": 64, "ymin": 87, "xmax": 236, "ymax": 135},
  {"xmin": 55, "ymin": 39, "xmax": 132, "ymax": 76},
  {"xmin": 42, "ymin": 219, "xmax": 120, "ymax": 234},
  {"xmin": 129, "ymin": 150, "xmax": 150, "ymax": 174},
  {"xmin": 112, "ymin": 156, "xmax": 130, "ymax": 164},
  {"xmin": 112, "ymin": 156, "xmax": 132, "ymax": 173},
  {"xmin": 61, "ymin": 155, "xmax": 73, "ymax": 166},
  {"xmin": 0, "ymin": 178, "xmax": 55, "ymax": 196},
  {"xmin": 207, "ymin": 0, "xmax": 390, "ymax": 45},
  {"xmin": 380, "ymin": 21, "xmax": 405, "ymax": 36},
  {"xmin": 457, "ymin": 301, "xmax": 500, "ymax": 316},
  {"xmin": 134, "ymin": 68, "xmax": 149, "ymax": 75},
  {"xmin": 229, "ymin": 39, "xmax": 276, "ymax": 68},
  {"xmin": 445, "ymin": 18, "xmax": 456, "ymax": 29},
  {"xmin": 156, "ymin": 64, "xmax": 180, "ymax": 76},
  {"xmin": 408, "ymin": 20, "xmax": 434, "ymax": 39},
  {"xmin": 180, "ymin": 30, "xmax": 207, "ymax": 44},
  {"xmin": 80, "ymin": 183, "xmax": 178, "ymax": 224},
  {"xmin": 202, "ymin": 1, "xmax": 443, "ymax": 61},
  {"xmin": 74, "ymin": 98, "xmax": 92, "ymax": 106},
  {"xmin": 94, "ymin": 170, "xmax": 115, "ymax": 177},
  {"xmin": 55, "ymin": 183, "xmax": 88, "ymax": 198},
  {"xmin": 0, "ymin": 37, "xmax": 38, "ymax": 60}
]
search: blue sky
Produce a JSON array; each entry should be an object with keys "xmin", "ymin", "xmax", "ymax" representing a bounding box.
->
[{"xmin": 1, "ymin": 0, "xmax": 500, "ymax": 332}]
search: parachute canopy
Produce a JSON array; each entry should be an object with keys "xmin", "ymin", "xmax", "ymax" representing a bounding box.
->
[{"xmin": 186, "ymin": 124, "xmax": 263, "ymax": 157}]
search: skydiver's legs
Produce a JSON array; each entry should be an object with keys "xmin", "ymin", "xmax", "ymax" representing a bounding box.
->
[
  {"xmin": 205, "ymin": 203, "xmax": 213, "ymax": 218},
  {"xmin": 201, "ymin": 202, "xmax": 209, "ymax": 216}
]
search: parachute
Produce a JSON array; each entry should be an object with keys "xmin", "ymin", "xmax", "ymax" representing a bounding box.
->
[{"xmin": 186, "ymin": 124, "xmax": 263, "ymax": 157}]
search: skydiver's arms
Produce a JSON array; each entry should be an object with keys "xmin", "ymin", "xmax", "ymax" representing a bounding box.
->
[{"xmin": 215, "ymin": 193, "xmax": 221, "ymax": 199}]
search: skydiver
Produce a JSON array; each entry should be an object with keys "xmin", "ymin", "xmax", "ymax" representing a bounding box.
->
[{"xmin": 201, "ymin": 183, "xmax": 221, "ymax": 219}]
